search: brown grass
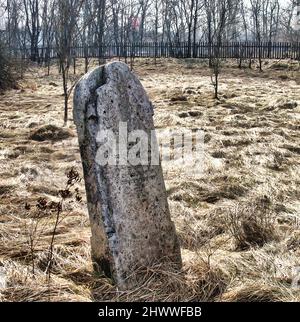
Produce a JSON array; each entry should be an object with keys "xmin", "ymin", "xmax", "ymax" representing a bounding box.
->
[
  {"xmin": 0, "ymin": 58, "xmax": 300, "ymax": 302},
  {"xmin": 226, "ymin": 197, "xmax": 278, "ymax": 250}
]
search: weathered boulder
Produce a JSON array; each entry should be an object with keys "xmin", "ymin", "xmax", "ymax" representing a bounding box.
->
[{"xmin": 73, "ymin": 62, "xmax": 182, "ymax": 289}]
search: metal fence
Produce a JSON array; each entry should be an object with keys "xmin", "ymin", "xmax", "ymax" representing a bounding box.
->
[{"xmin": 8, "ymin": 42, "xmax": 300, "ymax": 61}]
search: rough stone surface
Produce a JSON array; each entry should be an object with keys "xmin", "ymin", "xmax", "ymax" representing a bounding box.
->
[{"xmin": 73, "ymin": 62, "xmax": 182, "ymax": 289}]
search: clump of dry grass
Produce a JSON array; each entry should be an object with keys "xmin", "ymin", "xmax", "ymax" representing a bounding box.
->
[
  {"xmin": 185, "ymin": 257, "xmax": 230, "ymax": 302},
  {"xmin": 1, "ymin": 254, "xmax": 231, "ymax": 302},
  {"xmin": 267, "ymin": 99, "xmax": 298, "ymax": 111},
  {"xmin": 91, "ymin": 258, "xmax": 230, "ymax": 302},
  {"xmin": 170, "ymin": 95, "xmax": 188, "ymax": 102},
  {"xmin": 177, "ymin": 219, "xmax": 217, "ymax": 251},
  {"xmin": 168, "ymin": 178, "xmax": 248, "ymax": 207},
  {"xmin": 174, "ymin": 207, "xmax": 226, "ymax": 251},
  {"xmin": 110, "ymin": 264, "xmax": 190, "ymax": 302},
  {"xmin": 1, "ymin": 260, "xmax": 91, "ymax": 302},
  {"xmin": 29, "ymin": 125, "xmax": 74, "ymax": 142},
  {"xmin": 221, "ymin": 281, "xmax": 289, "ymax": 302},
  {"xmin": 226, "ymin": 197, "xmax": 278, "ymax": 250},
  {"xmin": 270, "ymin": 62, "xmax": 290, "ymax": 71}
]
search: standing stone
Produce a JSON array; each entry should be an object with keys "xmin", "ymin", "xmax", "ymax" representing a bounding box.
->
[{"xmin": 73, "ymin": 62, "xmax": 182, "ymax": 289}]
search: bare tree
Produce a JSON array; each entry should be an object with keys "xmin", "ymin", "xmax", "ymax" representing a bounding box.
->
[
  {"xmin": 23, "ymin": 0, "xmax": 40, "ymax": 62},
  {"xmin": 281, "ymin": 0, "xmax": 300, "ymax": 42},
  {"xmin": 204, "ymin": 0, "xmax": 238, "ymax": 99},
  {"xmin": 250, "ymin": 0, "xmax": 264, "ymax": 71},
  {"xmin": 40, "ymin": 0, "xmax": 55, "ymax": 74},
  {"xmin": 138, "ymin": 0, "xmax": 151, "ymax": 43},
  {"xmin": 55, "ymin": 0, "xmax": 84, "ymax": 125},
  {"xmin": 95, "ymin": 0, "xmax": 106, "ymax": 65}
]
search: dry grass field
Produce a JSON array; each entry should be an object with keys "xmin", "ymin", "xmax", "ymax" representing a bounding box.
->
[{"xmin": 0, "ymin": 58, "xmax": 300, "ymax": 302}]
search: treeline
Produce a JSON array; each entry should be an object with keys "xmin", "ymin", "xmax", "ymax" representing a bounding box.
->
[{"xmin": 0, "ymin": 0, "xmax": 299, "ymax": 63}]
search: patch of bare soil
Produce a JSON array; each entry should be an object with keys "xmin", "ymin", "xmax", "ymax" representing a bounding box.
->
[{"xmin": 0, "ymin": 58, "xmax": 300, "ymax": 302}]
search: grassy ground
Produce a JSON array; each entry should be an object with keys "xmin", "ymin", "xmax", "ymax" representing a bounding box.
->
[{"xmin": 0, "ymin": 58, "xmax": 300, "ymax": 302}]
